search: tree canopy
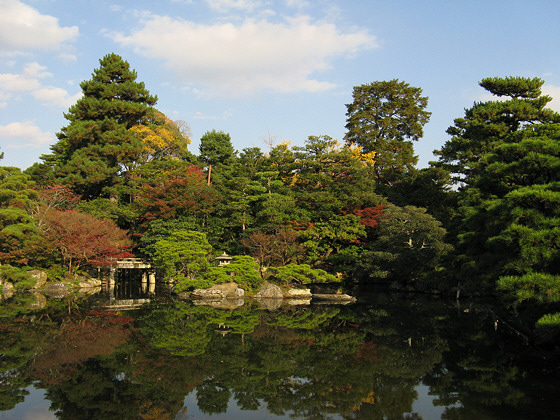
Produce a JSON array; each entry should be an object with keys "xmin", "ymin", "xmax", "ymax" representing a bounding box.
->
[
  {"xmin": 41, "ymin": 53, "xmax": 159, "ymax": 200},
  {"xmin": 344, "ymin": 79, "xmax": 431, "ymax": 186}
]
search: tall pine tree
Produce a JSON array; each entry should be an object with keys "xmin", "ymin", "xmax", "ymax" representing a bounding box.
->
[{"xmin": 42, "ymin": 53, "xmax": 158, "ymax": 200}]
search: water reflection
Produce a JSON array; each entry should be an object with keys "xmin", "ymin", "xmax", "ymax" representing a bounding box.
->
[{"xmin": 0, "ymin": 288, "xmax": 559, "ymax": 419}]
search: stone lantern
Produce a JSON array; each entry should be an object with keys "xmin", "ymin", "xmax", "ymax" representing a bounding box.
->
[{"xmin": 215, "ymin": 252, "xmax": 233, "ymax": 266}]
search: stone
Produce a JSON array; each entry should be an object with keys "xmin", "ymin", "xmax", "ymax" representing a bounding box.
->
[
  {"xmin": 211, "ymin": 282, "xmax": 240, "ymax": 297},
  {"xmin": 191, "ymin": 288, "xmax": 224, "ymax": 299},
  {"xmin": 2, "ymin": 282, "xmax": 14, "ymax": 299},
  {"xmin": 234, "ymin": 288, "xmax": 245, "ymax": 297},
  {"xmin": 254, "ymin": 283, "xmax": 283, "ymax": 299},
  {"xmin": 28, "ymin": 269, "xmax": 48, "ymax": 289},
  {"xmin": 287, "ymin": 288, "xmax": 312, "ymax": 298}
]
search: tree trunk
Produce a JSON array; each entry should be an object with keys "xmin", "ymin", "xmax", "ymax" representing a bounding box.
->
[{"xmin": 207, "ymin": 163, "xmax": 212, "ymax": 185}]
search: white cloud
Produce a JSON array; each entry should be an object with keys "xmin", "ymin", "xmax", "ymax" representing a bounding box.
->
[
  {"xmin": 285, "ymin": 0, "xmax": 310, "ymax": 9},
  {"xmin": 0, "ymin": 0, "xmax": 79, "ymax": 53},
  {"xmin": 0, "ymin": 121, "xmax": 53, "ymax": 148},
  {"xmin": 58, "ymin": 52, "xmax": 78, "ymax": 63},
  {"xmin": 542, "ymin": 84, "xmax": 560, "ymax": 113},
  {"xmin": 193, "ymin": 110, "xmax": 234, "ymax": 120},
  {"xmin": 113, "ymin": 14, "xmax": 376, "ymax": 96},
  {"xmin": 0, "ymin": 62, "xmax": 48, "ymax": 94},
  {"xmin": 33, "ymin": 87, "xmax": 82, "ymax": 108},
  {"xmin": 0, "ymin": 62, "xmax": 80, "ymax": 107},
  {"xmin": 205, "ymin": 0, "xmax": 266, "ymax": 13}
]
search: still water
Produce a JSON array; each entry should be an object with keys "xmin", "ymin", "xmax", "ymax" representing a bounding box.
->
[{"xmin": 1, "ymin": 279, "xmax": 559, "ymax": 419}]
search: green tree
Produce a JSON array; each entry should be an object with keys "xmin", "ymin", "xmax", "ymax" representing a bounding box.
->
[
  {"xmin": 291, "ymin": 135, "xmax": 381, "ymax": 219},
  {"xmin": 299, "ymin": 214, "xmax": 366, "ymax": 267},
  {"xmin": 204, "ymin": 255, "xmax": 262, "ymax": 290},
  {"xmin": 42, "ymin": 53, "xmax": 158, "ymax": 200},
  {"xmin": 344, "ymin": 80, "xmax": 431, "ymax": 186},
  {"xmin": 356, "ymin": 204, "xmax": 452, "ymax": 283},
  {"xmin": 434, "ymin": 76, "xmax": 560, "ymax": 187},
  {"xmin": 0, "ymin": 167, "xmax": 49, "ymax": 266},
  {"xmin": 437, "ymin": 78, "xmax": 560, "ymax": 303},
  {"xmin": 152, "ymin": 230, "xmax": 212, "ymax": 290},
  {"xmin": 199, "ymin": 129, "xmax": 235, "ymax": 185},
  {"xmin": 452, "ymin": 123, "xmax": 560, "ymax": 327},
  {"xmin": 267, "ymin": 263, "xmax": 340, "ymax": 286}
]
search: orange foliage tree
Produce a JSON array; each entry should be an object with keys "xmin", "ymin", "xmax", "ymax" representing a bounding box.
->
[
  {"xmin": 134, "ymin": 164, "xmax": 218, "ymax": 226},
  {"xmin": 39, "ymin": 209, "xmax": 132, "ymax": 273}
]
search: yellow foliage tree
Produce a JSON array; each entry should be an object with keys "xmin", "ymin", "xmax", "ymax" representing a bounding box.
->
[
  {"xmin": 348, "ymin": 142, "xmax": 376, "ymax": 166},
  {"xmin": 130, "ymin": 110, "xmax": 191, "ymax": 163}
]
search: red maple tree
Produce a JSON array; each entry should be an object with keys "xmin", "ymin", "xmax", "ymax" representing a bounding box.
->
[
  {"xmin": 135, "ymin": 165, "xmax": 218, "ymax": 225},
  {"xmin": 40, "ymin": 208, "xmax": 132, "ymax": 273}
]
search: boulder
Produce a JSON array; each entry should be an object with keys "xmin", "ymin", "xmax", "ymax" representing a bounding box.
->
[
  {"xmin": 254, "ymin": 283, "xmax": 283, "ymax": 299},
  {"xmin": 191, "ymin": 288, "xmax": 224, "ymax": 299},
  {"xmin": 2, "ymin": 282, "xmax": 14, "ymax": 299},
  {"xmin": 211, "ymin": 282, "xmax": 241, "ymax": 297},
  {"xmin": 287, "ymin": 288, "xmax": 312, "ymax": 298},
  {"xmin": 28, "ymin": 269, "xmax": 48, "ymax": 289}
]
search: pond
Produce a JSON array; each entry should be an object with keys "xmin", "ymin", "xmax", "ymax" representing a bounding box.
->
[{"xmin": 1, "ymin": 279, "xmax": 559, "ymax": 419}]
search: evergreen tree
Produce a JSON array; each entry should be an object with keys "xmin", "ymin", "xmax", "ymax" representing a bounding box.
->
[
  {"xmin": 434, "ymin": 78, "xmax": 560, "ymax": 295},
  {"xmin": 199, "ymin": 130, "xmax": 235, "ymax": 185},
  {"xmin": 455, "ymin": 123, "xmax": 560, "ymax": 327},
  {"xmin": 0, "ymin": 167, "xmax": 46, "ymax": 265},
  {"xmin": 42, "ymin": 53, "xmax": 158, "ymax": 200},
  {"xmin": 344, "ymin": 80, "xmax": 431, "ymax": 186},
  {"xmin": 433, "ymin": 76, "xmax": 560, "ymax": 187}
]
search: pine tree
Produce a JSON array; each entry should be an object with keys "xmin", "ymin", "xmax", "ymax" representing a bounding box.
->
[
  {"xmin": 42, "ymin": 53, "xmax": 158, "ymax": 200},
  {"xmin": 434, "ymin": 76, "xmax": 560, "ymax": 187},
  {"xmin": 344, "ymin": 79, "xmax": 431, "ymax": 186}
]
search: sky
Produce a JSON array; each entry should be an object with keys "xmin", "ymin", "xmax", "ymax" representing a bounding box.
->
[{"xmin": 1, "ymin": 0, "xmax": 560, "ymax": 171}]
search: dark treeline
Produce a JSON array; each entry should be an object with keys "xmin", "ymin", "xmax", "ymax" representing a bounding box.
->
[{"xmin": 2, "ymin": 54, "xmax": 560, "ymax": 338}]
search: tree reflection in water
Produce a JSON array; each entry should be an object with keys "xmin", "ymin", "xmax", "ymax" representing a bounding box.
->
[{"xmin": 0, "ymin": 291, "xmax": 559, "ymax": 419}]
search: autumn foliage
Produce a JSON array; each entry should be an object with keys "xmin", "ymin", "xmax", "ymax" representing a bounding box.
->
[
  {"xmin": 39, "ymin": 209, "xmax": 132, "ymax": 272},
  {"xmin": 135, "ymin": 164, "xmax": 218, "ymax": 224},
  {"xmin": 354, "ymin": 205, "xmax": 385, "ymax": 228}
]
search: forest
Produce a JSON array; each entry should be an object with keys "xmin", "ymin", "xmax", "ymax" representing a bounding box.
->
[{"xmin": 2, "ymin": 53, "xmax": 560, "ymax": 338}]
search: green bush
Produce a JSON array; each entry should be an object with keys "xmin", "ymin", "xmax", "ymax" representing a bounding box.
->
[
  {"xmin": 0, "ymin": 265, "xmax": 34, "ymax": 290},
  {"xmin": 267, "ymin": 263, "xmax": 339, "ymax": 286},
  {"xmin": 45, "ymin": 265, "xmax": 69, "ymax": 281}
]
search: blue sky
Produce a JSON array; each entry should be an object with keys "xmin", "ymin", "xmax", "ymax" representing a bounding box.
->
[{"xmin": 1, "ymin": 0, "xmax": 560, "ymax": 170}]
